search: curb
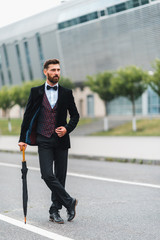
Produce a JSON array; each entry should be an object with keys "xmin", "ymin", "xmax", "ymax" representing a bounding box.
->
[
  {"xmin": 69, "ymin": 154, "xmax": 160, "ymax": 165},
  {"xmin": 0, "ymin": 149, "xmax": 160, "ymax": 165}
]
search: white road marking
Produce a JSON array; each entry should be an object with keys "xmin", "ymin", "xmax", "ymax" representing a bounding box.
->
[
  {"xmin": 68, "ymin": 172, "xmax": 160, "ymax": 189},
  {"xmin": 0, "ymin": 162, "xmax": 160, "ymax": 189},
  {"xmin": 0, "ymin": 214, "xmax": 74, "ymax": 240}
]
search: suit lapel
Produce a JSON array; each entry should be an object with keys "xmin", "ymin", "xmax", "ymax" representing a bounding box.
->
[
  {"xmin": 38, "ymin": 83, "xmax": 45, "ymax": 96},
  {"xmin": 57, "ymin": 85, "xmax": 64, "ymax": 107}
]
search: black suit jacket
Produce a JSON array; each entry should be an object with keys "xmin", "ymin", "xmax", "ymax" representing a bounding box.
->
[{"xmin": 19, "ymin": 84, "xmax": 79, "ymax": 149}]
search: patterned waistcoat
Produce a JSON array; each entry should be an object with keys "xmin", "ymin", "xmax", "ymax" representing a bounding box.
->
[{"xmin": 37, "ymin": 93, "xmax": 57, "ymax": 138}]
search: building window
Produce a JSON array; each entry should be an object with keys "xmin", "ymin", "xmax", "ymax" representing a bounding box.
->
[
  {"xmin": 15, "ymin": 43, "xmax": 25, "ymax": 82},
  {"xmin": 58, "ymin": 22, "xmax": 65, "ymax": 29},
  {"xmin": 23, "ymin": 40, "xmax": 33, "ymax": 80},
  {"xmin": 36, "ymin": 33, "xmax": 45, "ymax": 78},
  {"xmin": 68, "ymin": 18, "xmax": 79, "ymax": 27},
  {"xmin": 79, "ymin": 15, "xmax": 88, "ymax": 23},
  {"xmin": 0, "ymin": 72, "xmax": 5, "ymax": 85},
  {"xmin": 132, "ymin": 0, "xmax": 140, "ymax": 8},
  {"xmin": 0, "ymin": 53, "xmax": 5, "ymax": 85},
  {"xmin": 126, "ymin": 1, "xmax": 133, "ymax": 9},
  {"xmin": 108, "ymin": 97, "xmax": 142, "ymax": 115},
  {"xmin": 2, "ymin": 44, "xmax": 9, "ymax": 67},
  {"xmin": 2, "ymin": 44, "xmax": 12, "ymax": 84},
  {"xmin": 66, "ymin": 20, "xmax": 72, "ymax": 28},
  {"xmin": 58, "ymin": 0, "xmax": 152, "ymax": 30},
  {"xmin": 100, "ymin": 10, "xmax": 105, "ymax": 17},
  {"xmin": 107, "ymin": 6, "xmax": 116, "ymax": 15},
  {"xmin": 115, "ymin": 3, "xmax": 127, "ymax": 12},
  {"xmin": 148, "ymin": 87, "xmax": 160, "ymax": 114},
  {"xmin": 88, "ymin": 12, "xmax": 98, "ymax": 21},
  {"xmin": 141, "ymin": 0, "xmax": 149, "ymax": 5},
  {"xmin": 87, "ymin": 95, "xmax": 94, "ymax": 117}
]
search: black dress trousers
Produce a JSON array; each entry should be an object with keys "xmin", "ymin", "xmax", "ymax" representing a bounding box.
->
[{"xmin": 36, "ymin": 134, "xmax": 72, "ymax": 212}]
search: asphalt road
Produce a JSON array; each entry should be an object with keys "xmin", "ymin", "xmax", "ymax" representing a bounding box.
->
[{"xmin": 0, "ymin": 152, "xmax": 160, "ymax": 240}]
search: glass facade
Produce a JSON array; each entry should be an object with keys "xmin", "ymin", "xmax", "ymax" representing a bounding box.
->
[
  {"xmin": 0, "ymin": 53, "xmax": 5, "ymax": 85},
  {"xmin": 36, "ymin": 33, "xmax": 45, "ymax": 78},
  {"xmin": 58, "ymin": 11, "xmax": 98, "ymax": 29},
  {"xmin": 58, "ymin": 0, "xmax": 155, "ymax": 30},
  {"xmin": 148, "ymin": 87, "xmax": 160, "ymax": 114},
  {"xmin": 108, "ymin": 97, "xmax": 142, "ymax": 115},
  {"xmin": 2, "ymin": 44, "xmax": 12, "ymax": 84},
  {"xmin": 109, "ymin": 88, "xmax": 160, "ymax": 116},
  {"xmin": 15, "ymin": 43, "xmax": 25, "ymax": 82},
  {"xmin": 23, "ymin": 40, "xmax": 33, "ymax": 80}
]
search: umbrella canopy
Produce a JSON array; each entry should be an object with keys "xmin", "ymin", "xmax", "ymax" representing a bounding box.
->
[{"xmin": 21, "ymin": 147, "xmax": 28, "ymax": 224}]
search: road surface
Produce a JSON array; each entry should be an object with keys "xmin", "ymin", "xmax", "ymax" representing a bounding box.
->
[{"xmin": 0, "ymin": 152, "xmax": 160, "ymax": 240}]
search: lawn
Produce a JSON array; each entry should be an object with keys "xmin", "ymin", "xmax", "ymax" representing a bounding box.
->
[
  {"xmin": 0, "ymin": 117, "xmax": 96, "ymax": 136},
  {"xmin": 1, "ymin": 117, "xmax": 160, "ymax": 136},
  {"xmin": 92, "ymin": 118, "xmax": 160, "ymax": 136},
  {"xmin": 0, "ymin": 118, "xmax": 22, "ymax": 136}
]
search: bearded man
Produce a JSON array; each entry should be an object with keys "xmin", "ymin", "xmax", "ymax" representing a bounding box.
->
[{"xmin": 18, "ymin": 59, "xmax": 79, "ymax": 224}]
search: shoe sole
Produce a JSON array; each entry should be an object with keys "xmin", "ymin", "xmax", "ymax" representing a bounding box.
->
[
  {"xmin": 49, "ymin": 218, "xmax": 64, "ymax": 224},
  {"xmin": 68, "ymin": 199, "xmax": 78, "ymax": 222}
]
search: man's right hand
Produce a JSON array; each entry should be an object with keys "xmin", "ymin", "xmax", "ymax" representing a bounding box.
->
[{"xmin": 18, "ymin": 142, "xmax": 27, "ymax": 151}]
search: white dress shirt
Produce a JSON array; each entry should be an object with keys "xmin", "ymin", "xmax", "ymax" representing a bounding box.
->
[{"xmin": 45, "ymin": 82, "xmax": 58, "ymax": 109}]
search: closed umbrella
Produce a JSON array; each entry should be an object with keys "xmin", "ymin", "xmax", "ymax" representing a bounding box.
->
[{"xmin": 21, "ymin": 146, "xmax": 28, "ymax": 224}]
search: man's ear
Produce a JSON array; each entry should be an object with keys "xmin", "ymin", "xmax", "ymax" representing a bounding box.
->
[{"xmin": 43, "ymin": 69, "xmax": 47, "ymax": 76}]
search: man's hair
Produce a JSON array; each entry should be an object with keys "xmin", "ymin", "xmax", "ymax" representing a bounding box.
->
[{"xmin": 43, "ymin": 59, "xmax": 60, "ymax": 69}]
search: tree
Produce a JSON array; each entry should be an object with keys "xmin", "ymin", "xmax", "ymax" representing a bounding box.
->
[
  {"xmin": 147, "ymin": 59, "xmax": 160, "ymax": 95},
  {"xmin": 10, "ymin": 85, "xmax": 24, "ymax": 118},
  {"xmin": 11, "ymin": 80, "xmax": 45, "ymax": 117},
  {"xmin": 0, "ymin": 86, "xmax": 14, "ymax": 131},
  {"xmin": 111, "ymin": 66, "xmax": 148, "ymax": 131},
  {"xmin": 60, "ymin": 76, "xmax": 75, "ymax": 89},
  {"xmin": 86, "ymin": 71, "xmax": 115, "ymax": 131}
]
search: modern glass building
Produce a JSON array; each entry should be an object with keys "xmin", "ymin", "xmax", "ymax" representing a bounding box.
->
[{"xmin": 0, "ymin": 0, "xmax": 160, "ymax": 117}]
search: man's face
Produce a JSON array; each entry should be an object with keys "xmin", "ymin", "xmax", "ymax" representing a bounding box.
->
[{"xmin": 44, "ymin": 64, "xmax": 60, "ymax": 85}]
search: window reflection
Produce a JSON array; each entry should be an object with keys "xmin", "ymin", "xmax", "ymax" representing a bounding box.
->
[
  {"xmin": 15, "ymin": 43, "xmax": 25, "ymax": 82},
  {"xmin": 23, "ymin": 39, "xmax": 33, "ymax": 80},
  {"xmin": 2, "ymin": 44, "xmax": 12, "ymax": 84}
]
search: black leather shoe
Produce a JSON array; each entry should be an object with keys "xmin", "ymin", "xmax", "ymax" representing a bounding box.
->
[
  {"xmin": 67, "ymin": 199, "xmax": 78, "ymax": 222},
  {"xmin": 50, "ymin": 211, "xmax": 64, "ymax": 224}
]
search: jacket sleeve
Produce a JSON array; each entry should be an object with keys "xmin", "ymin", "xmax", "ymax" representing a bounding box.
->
[
  {"xmin": 19, "ymin": 89, "xmax": 33, "ymax": 143},
  {"xmin": 65, "ymin": 90, "xmax": 80, "ymax": 134}
]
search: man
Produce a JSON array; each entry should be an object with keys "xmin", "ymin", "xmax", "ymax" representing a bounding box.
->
[{"xmin": 18, "ymin": 59, "xmax": 79, "ymax": 224}]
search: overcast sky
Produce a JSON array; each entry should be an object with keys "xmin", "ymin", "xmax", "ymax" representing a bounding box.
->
[{"xmin": 0, "ymin": 0, "xmax": 63, "ymax": 28}]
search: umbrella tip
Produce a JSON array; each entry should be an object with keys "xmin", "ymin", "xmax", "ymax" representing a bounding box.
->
[{"xmin": 24, "ymin": 217, "xmax": 26, "ymax": 224}]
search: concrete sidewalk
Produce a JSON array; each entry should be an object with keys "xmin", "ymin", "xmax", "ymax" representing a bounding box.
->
[{"xmin": 0, "ymin": 135, "xmax": 160, "ymax": 164}]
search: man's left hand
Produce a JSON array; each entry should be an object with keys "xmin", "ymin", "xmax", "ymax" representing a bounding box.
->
[{"xmin": 55, "ymin": 126, "xmax": 67, "ymax": 137}]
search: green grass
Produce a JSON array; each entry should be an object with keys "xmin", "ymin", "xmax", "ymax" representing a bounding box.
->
[
  {"xmin": 1, "ymin": 117, "xmax": 160, "ymax": 136},
  {"xmin": 0, "ymin": 118, "xmax": 22, "ymax": 135},
  {"xmin": 92, "ymin": 118, "xmax": 160, "ymax": 136},
  {"xmin": 0, "ymin": 117, "xmax": 96, "ymax": 135},
  {"xmin": 77, "ymin": 117, "xmax": 97, "ymax": 126}
]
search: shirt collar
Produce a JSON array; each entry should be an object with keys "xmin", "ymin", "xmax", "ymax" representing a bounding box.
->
[{"xmin": 45, "ymin": 82, "xmax": 59, "ymax": 90}]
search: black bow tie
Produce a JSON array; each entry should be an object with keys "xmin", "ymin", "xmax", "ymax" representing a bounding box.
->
[{"xmin": 47, "ymin": 85, "xmax": 58, "ymax": 91}]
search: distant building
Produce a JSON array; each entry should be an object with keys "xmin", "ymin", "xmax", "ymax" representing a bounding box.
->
[{"xmin": 0, "ymin": 0, "xmax": 160, "ymax": 117}]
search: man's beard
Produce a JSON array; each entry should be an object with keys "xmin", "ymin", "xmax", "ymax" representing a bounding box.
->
[{"xmin": 47, "ymin": 73, "xmax": 59, "ymax": 84}]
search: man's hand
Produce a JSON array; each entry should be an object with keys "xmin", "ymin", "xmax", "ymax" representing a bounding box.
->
[
  {"xmin": 18, "ymin": 142, "xmax": 27, "ymax": 151},
  {"xmin": 55, "ymin": 127, "xmax": 67, "ymax": 138}
]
